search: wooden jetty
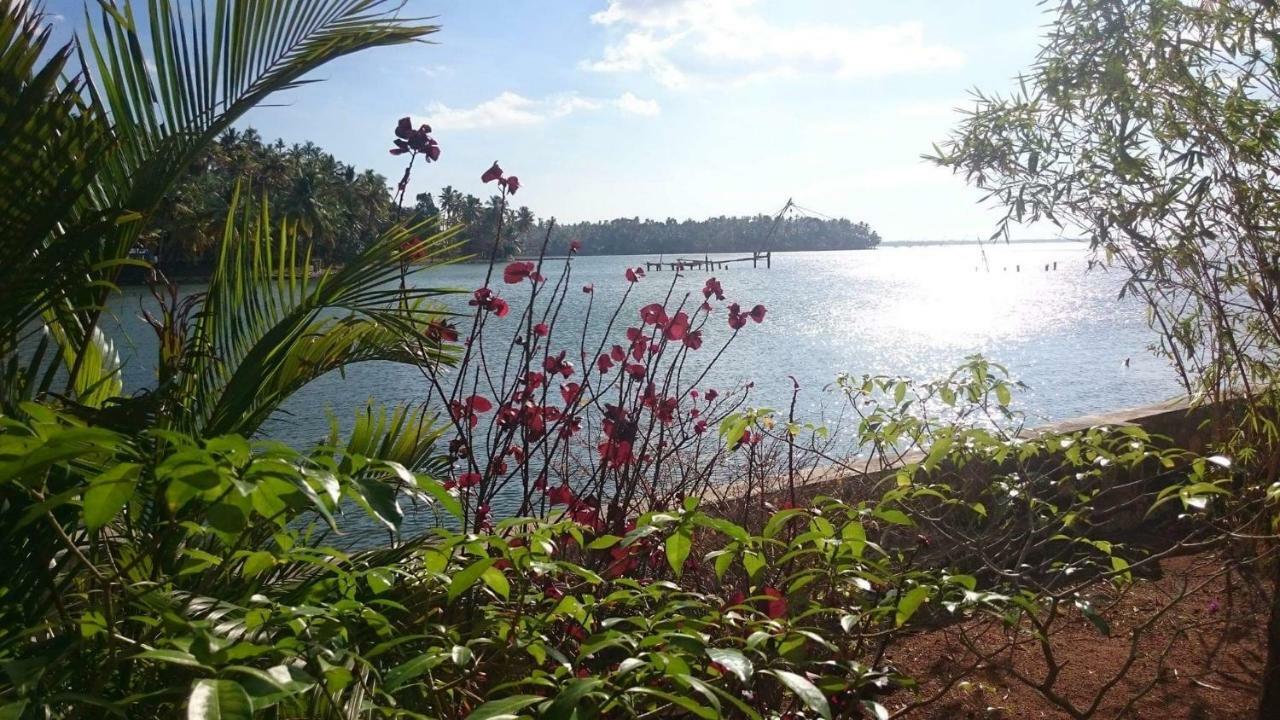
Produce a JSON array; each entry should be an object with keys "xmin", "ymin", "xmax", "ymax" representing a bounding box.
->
[{"xmin": 643, "ymin": 251, "xmax": 772, "ymax": 273}]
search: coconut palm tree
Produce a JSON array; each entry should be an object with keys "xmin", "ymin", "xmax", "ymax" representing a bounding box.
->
[
  {"xmin": 0, "ymin": 5, "xmax": 472, "ymax": 716},
  {"xmin": 438, "ymin": 184, "xmax": 459, "ymax": 224},
  {"xmin": 0, "ymin": 0, "xmax": 440, "ymax": 416}
]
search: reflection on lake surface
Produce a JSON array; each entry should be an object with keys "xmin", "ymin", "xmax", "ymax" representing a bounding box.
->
[
  {"xmin": 105, "ymin": 241, "xmax": 1182, "ymax": 533},
  {"xmin": 108, "ymin": 241, "xmax": 1180, "ymax": 444}
]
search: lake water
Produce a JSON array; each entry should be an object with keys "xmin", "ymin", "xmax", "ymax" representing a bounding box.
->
[
  {"xmin": 103, "ymin": 241, "xmax": 1184, "ymax": 539},
  {"xmin": 108, "ymin": 241, "xmax": 1183, "ymax": 448}
]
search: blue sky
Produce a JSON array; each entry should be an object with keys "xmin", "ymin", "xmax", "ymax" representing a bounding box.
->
[{"xmin": 46, "ymin": 0, "xmax": 1058, "ymax": 241}]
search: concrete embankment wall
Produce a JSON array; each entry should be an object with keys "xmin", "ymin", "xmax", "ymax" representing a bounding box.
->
[{"xmin": 709, "ymin": 396, "xmax": 1229, "ymax": 508}]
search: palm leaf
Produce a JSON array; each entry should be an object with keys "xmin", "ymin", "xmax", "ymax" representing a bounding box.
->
[
  {"xmin": 176, "ymin": 189, "xmax": 463, "ymax": 438},
  {"xmin": 0, "ymin": 0, "xmax": 439, "ymax": 411}
]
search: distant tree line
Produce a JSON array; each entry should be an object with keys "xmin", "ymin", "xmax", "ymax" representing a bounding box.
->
[
  {"xmin": 147, "ymin": 130, "xmax": 879, "ymax": 272},
  {"xmin": 145, "ymin": 128, "xmax": 397, "ymax": 272},
  {"xmin": 546, "ymin": 214, "xmax": 881, "ymax": 257}
]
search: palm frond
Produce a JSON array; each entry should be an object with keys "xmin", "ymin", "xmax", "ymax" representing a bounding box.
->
[
  {"xmin": 181, "ymin": 189, "xmax": 463, "ymax": 438},
  {"xmin": 0, "ymin": 2, "xmax": 130, "ymax": 366},
  {"xmin": 41, "ymin": 320, "xmax": 124, "ymax": 409},
  {"xmin": 328, "ymin": 401, "xmax": 450, "ymax": 474},
  {"xmin": 0, "ymin": 0, "xmax": 439, "ymax": 411}
]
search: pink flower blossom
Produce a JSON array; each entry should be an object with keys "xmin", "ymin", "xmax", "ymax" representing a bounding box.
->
[{"xmin": 481, "ymin": 161, "xmax": 504, "ymax": 183}]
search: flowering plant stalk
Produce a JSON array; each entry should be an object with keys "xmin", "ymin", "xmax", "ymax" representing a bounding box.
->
[{"xmin": 409, "ymin": 161, "xmax": 770, "ymax": 535}]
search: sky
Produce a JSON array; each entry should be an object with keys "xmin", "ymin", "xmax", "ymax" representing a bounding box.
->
[{"xmin": 44, "ymin": 0, "xmax": 1061, "ymax": 241}]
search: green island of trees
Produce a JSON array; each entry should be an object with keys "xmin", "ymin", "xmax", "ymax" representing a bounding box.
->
[
  {"xmin": 146, "ymin": 129, "xmax": 879, "ymax": 273},
  {"xmin": 3, "ymin": 1, "xmax": 1280, "ymax": 719}
]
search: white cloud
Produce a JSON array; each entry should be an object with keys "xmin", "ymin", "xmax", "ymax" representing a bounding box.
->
[
  {"xmin": 415, "ymin": 64, "xmax": 453, "ymax": 78},
  {"xmin": 583, "ymin": 0, "xmax": 964, "ymax": 88},
  {"xmin": 426, "ymin": 91, "xmax": 658, "ymax": 130},
  {"xmin": 615, "ymin": 91, "xmax": 661, "ymax": 116}
]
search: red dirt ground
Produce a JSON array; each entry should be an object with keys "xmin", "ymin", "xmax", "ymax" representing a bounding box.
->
[{"xmin": 883, "ymin": 550, "xmax": 1267, "ymax": 719}]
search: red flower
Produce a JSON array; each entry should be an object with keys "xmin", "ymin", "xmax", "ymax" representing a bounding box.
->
[
  {"xmin": 560, "ymin": 382, "xmax": 581, "ymax": 405},
  {"xmin": 705, "ymin": 389, "xmax": 719, "ymax": 402},
  {"xmin": 456, "ymin": 472, "xmax": 481, "ymax": 489},
  {"xmin": 426, "ymin": 319, "xmax": 459, "ymax": 343},
  {"xmin": 391, "ymin": 118, "xmax": 439, "ymax": 159},
  {"xmin": 549, "ymin": 483, "xmax": 575, "ymax": 505},
  {"xmin": 610, "ymin": 345, "xmax": 626, "ymax": 362},
  {"xmin": 749, "ymin": 304, "xmax": 767, "ymax": 323},
  {"xmin": 449, "ymin": 395, "xmax": 493, "ymax": 428},
  {"xmin": 481, "ymin": 161, "xmax": 504, "ymax": 183},
  {"xmin": 469, "ymin": 287, "xmax": 510, "ymax": 317},
  {"xmin": 625, "ymin": 363, "xmax": 647, "ymax": 380},
  {"xmin": 664, "ymin": 311, "xmax": 690, "ymax": 341},
  {"xmin": 596, "ymin": 353, "xmax": 614, "ymax": 374},
  {"xmin": 598, "ymin": 439, "xmax": 635, "ymax": 468},
  {"xmin": 570, "ymin": 239, "xmax": 582, "ymax": 253},
  {"xmin": 543, "ymin": 351, "xmax": 574, "ymax": 378},
  {"xmin": 504, "ymin": 175, "xmax": 520, "ymax": 194},
  {"xmin": 694, "ymin": 419, "xmax": 708, "ymax": 434},
  {"xmin": 762, "ymin": 587, "xmax": 788, "ymax": 619},
  {"xmin": 534, "ymin": 322, "xmax": 549, "ymax": 337},
  {"xmin": 655, "ymin": 397, "xmax": 678, "ymax": 424},
  {"xmin": 625, "ymin": 267, "xmax": 645, "ymax": 283},
  {"xmin": 503, "ymin": 261, "xmax": 537, "ymax": 284},
  {"xmin": 583, "ymin": 283, "xmax": 594, "ymax": 294},
  {"xmin": 727, "ymin": 303, "xmax": 746, "ymax": 329},
  {"xmin": 683, "ymin": 330, "xmax": 703, "ymax": 350},
  {"xmin": 639, "ymin": 303, "xmax": 668, "ymax": 327},
  {"xmin": 702, "ymin": 277, "xmax": 725, "ymax": 301},
  {"xmin": 559, "ymin": 416, "xmax": 582, "ymax": 438}
]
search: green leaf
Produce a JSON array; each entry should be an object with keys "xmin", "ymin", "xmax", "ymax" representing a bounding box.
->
[
  {"xmin": 546, "ymin": 678, "xmax": 603, "ymax": 720},
  {"xmin": 766, "ymin": 670, "xmax": 831, "ymax": 720},
  {"xmin": 995, "ymin": 383, "xmax": 1012, "ymax": 407},
  {"xmin": 694, "ymin": 515, "xmax": 749, "ymax": 541},
  {"xmin": 1075, "ymin": 598, "xmax": 1111, "ymax": 636},
  {"xmin": 706, "ymin": 648, "xmax": 753, "ymax": 683},
  {"xmin": 83, "ymin": 462, "xmax": 141, "ymax": 531},
  {"xmin": 417, "ymin": 474, "xmax": 464, "ymax": 519},
  {"xmin": 587, "ymin": 534, "xmax": 622, "ymax": 550},
  {"xmin": 764, "ymin": 508, "xmax": 807, "ymax": 538},
  {"xmin": 449, "ymin": 558, "xmax": 497, "ymax": 603},
  {"xmin": 481, "ymin": 566, "xmax": 510, "ymax": 599},
  {"xmin": 451, "ymin": 645, "xmax": 474, "ymax": 667},
  {"xmin": 465, "ymin": 694, "xmax": 546, "ymax": 720},
  {"xmin": 895, "ymin": 586, "xmax": 929, "ymax": 627},
  {"xmin": 241, "ymin": 551, "xmax": 276, "ymax": 579},
  {"xmin": 367, "ymin": 567, "xmax": 394, "ymax": 594},
  {"xmin": 873, "ymin": 507, "xmax": 914, "ymax": 526},
  {"xmin": 666, "ymin": 528, "xmax": 692, "ymax": 576},
  {"xmin": 719, "ymin": 414, "xmax": 750, "ymax": 449},
  {"xmin": 187, "ymin": 679, "xmax": 252, "ymax": 720},
  {"xmin": 384, "ymin": 653, "xmax": 446, "ymax": 691},
  {"xmin": 742, "ymin": 549, "xmax": 766, "ymax": 582},
  {"xmin": 135, "ymin": 649, "xmax": 211, "ymax": 671}
]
